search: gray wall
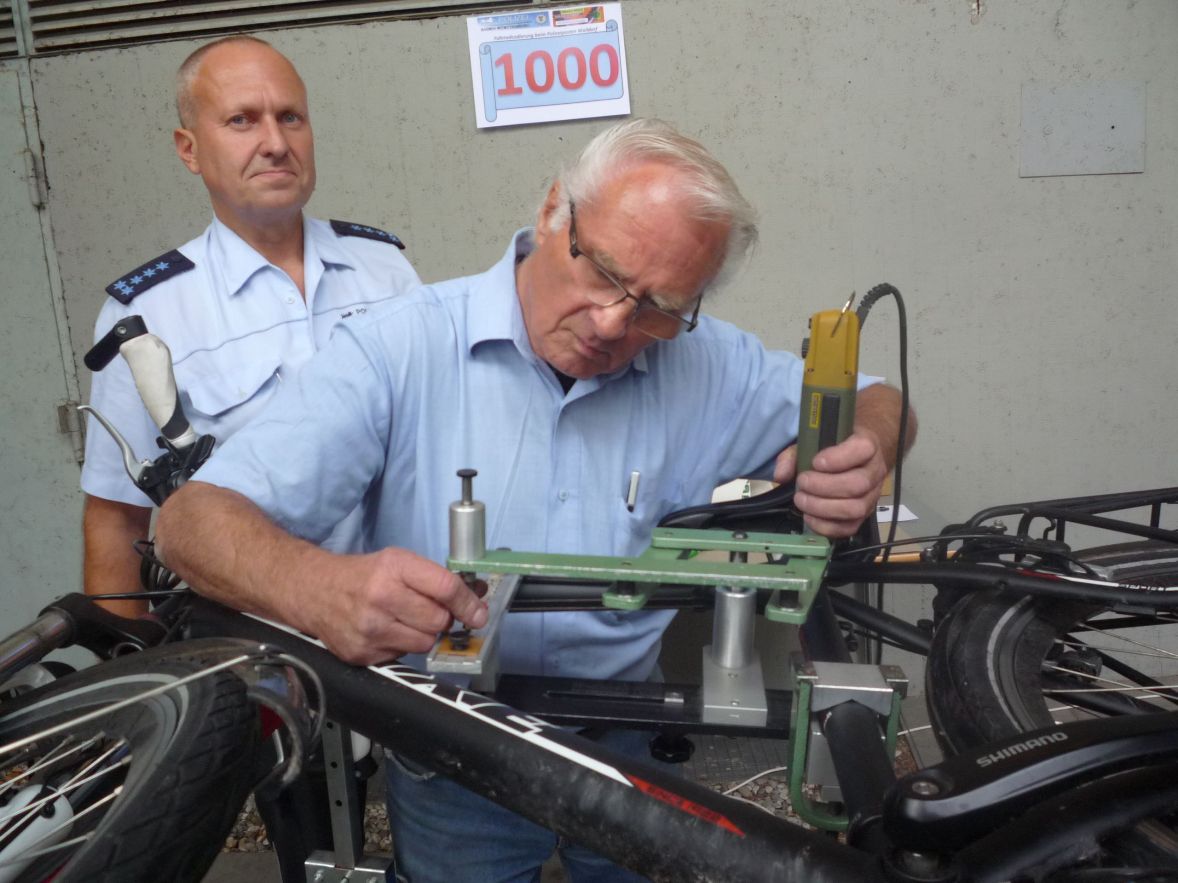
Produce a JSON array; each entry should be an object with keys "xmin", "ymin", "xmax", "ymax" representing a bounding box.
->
[{"xmin": 7, "ymin": 2, "xmax": 1177, "ymax": 631}]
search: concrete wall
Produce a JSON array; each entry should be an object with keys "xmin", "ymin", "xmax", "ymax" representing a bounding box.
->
[
  {"xmin": 7, "ymin": 2, "xmax": 1175, "ymax": 652},
  {"xmin": 32, "ymin": 0, "xmax": 1177, "ymax": 525},
  {"xmin": 0, "ymin": 66, "xmax": 85, "ymax": 646}
]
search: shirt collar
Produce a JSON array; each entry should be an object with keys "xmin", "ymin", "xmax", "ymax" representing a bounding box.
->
[
  {"xmin": 307, "ymin": 216, "xmax": 355, "ymax": 270},
  {"xmin": 464, "ymin": 227, "xmax": 649, "ymax": 378},
  {"xmin": 303, "ymin": 216, "xmax": 351, "ymax": 302},
  {"xmin": 209, "ymin": 217, "xmax": 269, "ymax": 296},
  {"xmin": 466, "ymin": 228, "xmax": 533, "ymax": 353},
  {"xmin": 210, "ymin": 214, "xmax": 345, "ymax": 296}
]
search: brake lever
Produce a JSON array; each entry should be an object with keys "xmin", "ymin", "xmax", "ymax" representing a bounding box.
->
[{"xmin": 77, "ymin": 403, "xmax": 151, "ymax": 487}]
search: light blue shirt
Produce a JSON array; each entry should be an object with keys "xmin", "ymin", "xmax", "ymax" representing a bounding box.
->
[
  {"xmin": 82, "ymin": 214, "xmax": 420, "ymax": 551},
  {"xmin": 197, "ymin": 229, "xmax": 874, "ymax": 679}
]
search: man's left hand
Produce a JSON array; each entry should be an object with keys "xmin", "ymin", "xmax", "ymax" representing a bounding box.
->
[{"xmin": 773, "ymin": 430, "xmax": 888, "ymax": 538}]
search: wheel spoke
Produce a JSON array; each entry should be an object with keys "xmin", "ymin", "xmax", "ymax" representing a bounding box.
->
[
  {"xmin": 0, "ymin": 651, "xmax": 253, "ymax": 759},
  {"xmin": 0, "ymin": 752, "xmax": 130, "ymax": 833},
  {"xmin": 1048, "ymin": 627, "xmax": 1178, "ymax": 708},
  {"xmin": 1044, "ymin": 674, "xmax": 1178, "ymax": 698},
  {"xmin": 0, "ymin": 734, "xmax": 105, "ymax": 798},
  {"xmin": 0, "ymin": 788, "xmax": 122, "ymax": 873},
  {"xmin": 1064, "ymin": 627, "xmax": 1178, "ymax": 663}
]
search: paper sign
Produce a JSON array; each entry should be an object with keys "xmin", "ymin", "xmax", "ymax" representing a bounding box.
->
[
  {"xmin": 467, "ymin": 3, "xmax": 630, "ymax": 129},
  {"xmin": 876, "ymin": 503, "xmax": 917, "ymax": 523}
]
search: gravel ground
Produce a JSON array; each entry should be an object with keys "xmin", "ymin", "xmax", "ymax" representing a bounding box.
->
[{"xmin": 223, "ymin": 796, "xmax": 393, "ymax": 855}]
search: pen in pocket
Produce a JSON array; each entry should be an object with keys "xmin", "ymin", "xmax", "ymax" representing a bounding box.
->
[{"xmin": 625, "ymin": 471, "xmax": 641, "ymax": 512}]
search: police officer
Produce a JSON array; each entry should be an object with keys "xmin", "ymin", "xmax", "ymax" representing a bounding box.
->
[{"xmin": 81, "ymin": 35, "xmax": 421, "ymax": 617}]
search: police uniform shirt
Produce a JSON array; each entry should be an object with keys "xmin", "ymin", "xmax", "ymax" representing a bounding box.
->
[{"xmin": 81, "ymin": 215, "xmax": 421, "ymax": 540}]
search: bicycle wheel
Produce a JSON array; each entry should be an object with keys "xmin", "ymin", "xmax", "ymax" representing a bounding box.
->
[
  {"xmin": 926, "ymin": 541, "xmax": 1178, "ymax": 753},
  {"xmin": 0, "ymin": 642, "xmax": 260, "ymax": 883}
]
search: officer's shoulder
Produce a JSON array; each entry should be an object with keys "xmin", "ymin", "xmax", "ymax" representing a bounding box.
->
[
  {"xmin": 104, "ymin": 249, "xmax": 196, "ymax": 305},
  {"xmin": 329, "ymin": 219, "xmax": 406, "ymax": 250}
]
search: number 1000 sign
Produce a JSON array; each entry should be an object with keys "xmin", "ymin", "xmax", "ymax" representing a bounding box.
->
[
  {"xmin": 480, "ymin": 28, "xmax": 625, "ymax": 117},
  {"xmin": 495, "ymin": 43, "xmax": 619, "ymax": 96}
]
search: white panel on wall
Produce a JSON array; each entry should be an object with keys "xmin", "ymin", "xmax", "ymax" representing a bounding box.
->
[{"xmin": 1020, "ymin": 81, "xmax": 1146, "ymax": 177}]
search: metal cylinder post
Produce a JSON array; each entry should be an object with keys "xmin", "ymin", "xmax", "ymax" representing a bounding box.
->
[
  {"xmin": 710, "ymin": 586, "xmax": 757, "ymax": 669},
  {"xmin": 449, "ymin": 468, "xmax": 486, "ymax": 562}
]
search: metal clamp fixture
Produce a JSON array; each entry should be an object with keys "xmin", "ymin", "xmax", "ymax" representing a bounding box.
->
[
  {"xmin": 788, "ymin": 655, "xmax": 908, "ymax": 831},
  {"xmin": 702, "ymin": 537, "xmax": 767, "ymax": 726},
  {"xmin": 431, "ymin": 471, "xmax": 834, "ymax": 692}
]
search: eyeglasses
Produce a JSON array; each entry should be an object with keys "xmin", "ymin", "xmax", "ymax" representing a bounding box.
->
[{"xmin": 567, "ymin": 201, "xmax": 702, "ymax": 340}]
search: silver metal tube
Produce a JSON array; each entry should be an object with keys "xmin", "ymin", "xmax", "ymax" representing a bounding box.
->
[
  {"xmin": 449, "ymin": 500, "xmax": 486, "ymax": 562},
  {"xmin": 0, "ymin": 611, "xmax": 73, "ymax": 684},
  {"xmin": 450, "ymin": 468, "xmax": 486, "ymax": 562},
  {"xmin": 710, "ymin": 586, "xmax": 757, "ymax": 669}
]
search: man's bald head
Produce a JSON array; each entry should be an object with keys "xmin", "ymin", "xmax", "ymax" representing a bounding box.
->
[
  {"xmin": 172, "ymin": 35, "xmax": 315, "ymax": 237},
  {"xmin": 175, "ymin": 35, "xmax": 292, "ymax": 128}
]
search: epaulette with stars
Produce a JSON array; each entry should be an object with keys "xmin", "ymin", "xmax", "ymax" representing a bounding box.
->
[
  {"xmin": 105, "ymin": 250, "xmax": 196, "ymax": 305},
  {"xmin": 331, "ymin": 219, "xmax": 405, "ymax": 249}
]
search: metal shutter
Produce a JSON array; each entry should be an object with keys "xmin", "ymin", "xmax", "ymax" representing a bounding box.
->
[
  {"xmin": 22, "ymin": 0, "xmax": 531, "ymax": 55},
  {"xmin": 1, "ymin": 2, "xmax": 20, "ymax": 58}
]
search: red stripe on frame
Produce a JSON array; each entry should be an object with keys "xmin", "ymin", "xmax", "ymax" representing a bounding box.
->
[{"xmin": 625, "ymin": 774, "xmax": 746, "ymax": 837}]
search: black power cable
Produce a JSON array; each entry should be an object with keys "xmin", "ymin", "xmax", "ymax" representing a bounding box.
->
[{"xmin": 854, "ymin": 283, "xmax": 909, "ymax": 663}]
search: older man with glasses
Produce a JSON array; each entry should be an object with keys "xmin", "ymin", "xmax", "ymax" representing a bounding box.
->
[{"xmin": 156, "ymin": 117, "xmax": 915, "ymax": 881}]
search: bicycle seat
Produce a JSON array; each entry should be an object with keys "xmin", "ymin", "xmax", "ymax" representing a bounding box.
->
[{"xmin": 657, "ymin": 482, "xmax": 804, "ymax": 535}]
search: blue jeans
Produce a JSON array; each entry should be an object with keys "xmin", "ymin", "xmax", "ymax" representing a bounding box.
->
[{"xmin": 385, "ymin": 729, "xmax": 662, "ymax": 883}]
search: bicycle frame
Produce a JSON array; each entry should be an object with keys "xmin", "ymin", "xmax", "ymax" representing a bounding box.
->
[
  {"xmin": 177, "ymin": 570, "xmax": 1178, "ymax": 883},
  {"xmin": 24, "ymin": 318, "xmax": 1175, "ymax": 881},
  {"xmin": 5, "ymin": 489, "xmax": 1178, "ymax": 882}
]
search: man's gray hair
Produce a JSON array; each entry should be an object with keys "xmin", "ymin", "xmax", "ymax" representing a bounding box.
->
[
  {"xmin": 546, "ymin": 118, "xmax": 758, "ymax": 283},
  {"xmin": 175, "ymin": 34, "xmax": 274, "ymax": 128}
]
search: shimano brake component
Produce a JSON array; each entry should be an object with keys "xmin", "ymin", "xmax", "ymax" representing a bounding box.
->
[{"xmin": 885, "ymin": 710, "xmax": 1178, "ymax": 853}]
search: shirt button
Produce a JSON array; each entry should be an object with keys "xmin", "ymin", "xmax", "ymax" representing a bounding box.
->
[
  {"xmin": 286, "ymin": 295, "xmax": 296, "ymax": 304},
  {"xmin": 558, "ymin": 490, "xmax": 569, "ymax": 502}
]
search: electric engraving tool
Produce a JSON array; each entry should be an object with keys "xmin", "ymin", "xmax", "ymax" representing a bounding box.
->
[{"xmin": 796, "ymin": 293, "xmax": 860, "ymax": 474}]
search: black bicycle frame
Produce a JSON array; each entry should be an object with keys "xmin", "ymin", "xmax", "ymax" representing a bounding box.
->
[
  {"xmin": 177, "ymin": 580, "xmax": 1178, "ymax": 883},
  {"xmin": 16, "ymin": 486, "xmax": 1177, "ymax": 881},
  {"xmin": 184, "ymin": 597, "xmax": 881, "ymax": 883}
]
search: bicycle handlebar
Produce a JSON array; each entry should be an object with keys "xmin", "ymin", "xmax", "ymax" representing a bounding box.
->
[
  {"xmin": 119, "ymin": 333, "xmax": 197, "ymax": 450},
  {"xmin": 86, "ymin": 315, "xmax": 197, "ymax": 452}
]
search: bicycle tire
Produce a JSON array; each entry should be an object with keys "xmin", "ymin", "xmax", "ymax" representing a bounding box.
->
[
  {"xmin": 926, "ymin": 541, "xmax": 1178, "ymax": 752},
  {"xmin": 0, "ymin": 641, "xmax": 260, "ymax": 883}
]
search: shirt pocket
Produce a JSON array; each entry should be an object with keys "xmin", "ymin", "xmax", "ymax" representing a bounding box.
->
[
  {"xmin": 610, "ymin": 482, "xmax": 687, "ymax": 557},
  {"xmin": 176, "ymin": 350, "xmax": 282, "ymax": 434}
]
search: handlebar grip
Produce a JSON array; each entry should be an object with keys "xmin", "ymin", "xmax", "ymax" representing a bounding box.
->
[{"xmin": 119, "ymin": 334, "xmax": 198, "ymax": 450}]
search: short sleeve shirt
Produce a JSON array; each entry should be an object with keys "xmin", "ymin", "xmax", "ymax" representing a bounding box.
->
[
  {"xmin": 81, "ymin": 215, "xmax": 420, "ymax": 549},
  {"xmin": 196, "ymin": 229, "xmax": 880, "ymax": 678}
]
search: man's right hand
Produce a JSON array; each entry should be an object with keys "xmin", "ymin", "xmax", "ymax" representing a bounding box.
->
[
  {"xmin": 311, "ymin": 546, "xmax": 489, "ymax": 664},
  {"xmin": 155, "ymin": 481, "xmax": 488, "ymax": 666}
]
